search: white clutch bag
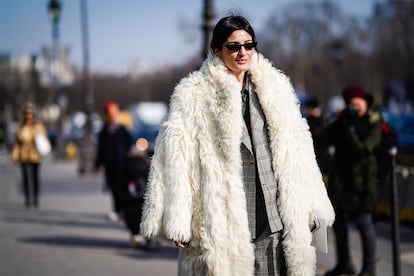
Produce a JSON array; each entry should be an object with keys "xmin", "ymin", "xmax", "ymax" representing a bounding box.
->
[{"xmin": 35, "ymin": 133, "xmax": 51, "ymax": 157}]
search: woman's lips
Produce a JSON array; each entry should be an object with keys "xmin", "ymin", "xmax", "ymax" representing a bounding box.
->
[{"xmin": 236, "ymin": 59, "xmax": 247, "ymax": 64}]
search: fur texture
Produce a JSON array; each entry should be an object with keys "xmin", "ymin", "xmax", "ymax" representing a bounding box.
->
[{"xmin": 141, "ymin": 52, "xmax": 335, "ymax": 275}]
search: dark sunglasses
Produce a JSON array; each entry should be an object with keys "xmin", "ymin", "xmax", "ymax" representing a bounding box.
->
[{"xmin": 224, "ymin": 42, "xmax": 257, "ymax": 52}]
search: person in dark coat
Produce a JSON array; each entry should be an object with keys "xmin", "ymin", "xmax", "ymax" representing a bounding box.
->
[
  {"xmin": 324, "ymin": 85, "xmax": 382, "ymax": 276},
  {"xmin": 366, "ymin": 93, "xmax": 398, "ymax": 211},
  {"xmin": 123, "ymin": 149, "xmax": 151, "ymax": 248},
  {"xmin": 95, "ymin": 100, "xmax": 134, "ymax": 221},
  {"xmin": 303, "ymin": 97, "xmax": 331, "ymax": 178}
]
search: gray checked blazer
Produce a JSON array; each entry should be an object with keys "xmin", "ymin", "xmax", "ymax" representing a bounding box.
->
[{"xmin": 241, "ymin": 88, "xmax": 283, "ymax": 240}]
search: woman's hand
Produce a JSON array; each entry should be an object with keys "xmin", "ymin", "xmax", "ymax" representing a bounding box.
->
[{"xmin": 174, "ymin": 240, "xmax": 190, "ymax": 248}]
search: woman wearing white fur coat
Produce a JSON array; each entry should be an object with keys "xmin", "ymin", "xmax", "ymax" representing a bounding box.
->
[{"xmin": 141, "ymin": 15, "xmax": 335, "ymax": 276}]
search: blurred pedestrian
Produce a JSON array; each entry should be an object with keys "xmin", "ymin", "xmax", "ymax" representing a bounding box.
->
[
  {"xmin": 366, "ymin": 93, "xmax": 398, "ymax": 218},
  {"xmin": 303, "ymin": 97, "xmax": 331, "ymax": 179},
  {"xmin": 324, "ymin": 85, "xmax": 382, "ymax": 276},
  {"xmin": 12, "ymin": 103, "xmax": 49, "ymax": 208},
  {"xmin": 141, "ymin": 15, "xmax": 334, "ymax": 275},
  {"xmin": 95, "ymin": 100, "xmax": 134, "ymax": 222},
  {"xmin": 123, "ymin": 148, "xmax": 150, "ymax": 248}
]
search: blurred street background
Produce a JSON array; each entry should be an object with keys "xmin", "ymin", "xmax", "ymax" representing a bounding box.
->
[
  {"xmin": 1, "ymin": 0, "xmax": 413, "ymax": 162},
  {"xmin": 0, "ymin": 153, "xmax": 179, "ymax": 276}
]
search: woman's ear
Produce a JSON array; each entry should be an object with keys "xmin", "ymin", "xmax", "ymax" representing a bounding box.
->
[{"xmin": 214, "ymin": 48, "xmax": 222, "ymax": 57}]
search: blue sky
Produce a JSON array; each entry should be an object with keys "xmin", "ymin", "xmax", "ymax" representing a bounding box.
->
[{"xmin": 0, "ymin": 0, "xmax": 385, "ymax": 73}]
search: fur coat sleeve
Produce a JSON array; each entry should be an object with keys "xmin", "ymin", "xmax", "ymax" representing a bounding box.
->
[{"xmin": 140, "ymin": 84, "xmax": 198, "ymax": 243}]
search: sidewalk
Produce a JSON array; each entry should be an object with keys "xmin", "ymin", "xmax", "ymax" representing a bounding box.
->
[
  {"xmin": 1, "ymin": 154, "xmax": 413, "ymax": 275},
  {"xmin": 0, "ymin": 156, "xmax": 178, "ymax": 276}
]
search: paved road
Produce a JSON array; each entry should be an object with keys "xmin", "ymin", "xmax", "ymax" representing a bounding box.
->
[
  {"xmin": 1, "ymin": 153, "xmax": 413, "ymax": 276},
  {"xmin": 0, "ymin": 155, "xmax": 178, "ymax": 276}
]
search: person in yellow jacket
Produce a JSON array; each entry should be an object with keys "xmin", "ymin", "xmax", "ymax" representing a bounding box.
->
[{"xmin": 12, "ymin": 103, "xmax": 49, "ymax": 208}]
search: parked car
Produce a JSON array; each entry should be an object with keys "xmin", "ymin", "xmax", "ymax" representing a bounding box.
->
[
  {"xmin": 127, "ymin": 102, "xmax": 168, "ymax": 153},
  {"xmin": 396, "ymin": 114, "xmax": 414, "ymax": 166}
]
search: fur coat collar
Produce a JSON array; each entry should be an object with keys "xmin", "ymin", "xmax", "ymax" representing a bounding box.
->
[{"xmin": 141, "ymin": 52, "xmax": 335, "ymax": 275}]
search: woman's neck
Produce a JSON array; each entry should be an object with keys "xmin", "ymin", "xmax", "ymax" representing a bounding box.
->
[
  {"xmin": 24, "ymin": 120, "xmax": 33, "ymax": 127},
  {"xmin": 234, "ymin": 71, "xmax": 245, "ymax": 86}
]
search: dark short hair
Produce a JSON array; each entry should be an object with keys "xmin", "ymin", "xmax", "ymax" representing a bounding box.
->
[
  {"xmin": 210, "ymin": 15, "xmax": 256, "ymax": 52},
  {"xmin": 304, "ymin": 97, "xmax": 320, "ymax": 108}
]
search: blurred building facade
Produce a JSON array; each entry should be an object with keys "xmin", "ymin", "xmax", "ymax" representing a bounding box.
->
[{"xmin": 0, "ymin": 47, "xmax": 74, "ymax": 147}]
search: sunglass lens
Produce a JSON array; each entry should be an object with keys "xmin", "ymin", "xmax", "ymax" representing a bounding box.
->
[
  {"xmin": 225, "ymin": 42, "xmax": 257, "ymax": 52},
  {"xmin": 227, "ymin": 45, "xmax": 241, "ymax": 51},
  {"xmin": 244, "ymin": 43, "xmax": 254, "ymax": 50}
]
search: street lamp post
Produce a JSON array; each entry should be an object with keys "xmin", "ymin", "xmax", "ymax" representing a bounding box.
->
[
  {"xmin": 329, "ymin": 39, "xmax": 344, "ymax": 97},
  {"xmin": 48, "ymin": 0, "xmax": 60, "ymax": 45},
  {"xmin": 47, "ymin": 0, "xmax": 66, "ymax": 159},
  {"xmin": 202, "ymin": 0, "xmax": 215, "ymax": 59},
  {"xmin": 390, "ymin": 147, "xmax": 401, "ymax": 276},
  {"xmin": 78, "ymin": 0, "xmax": 95, "ymax": 174}
]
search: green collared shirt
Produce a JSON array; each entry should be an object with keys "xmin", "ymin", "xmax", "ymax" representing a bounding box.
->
[{"xmin": 241, "ymin": 73, "xmax": 250, "ymax": 116}]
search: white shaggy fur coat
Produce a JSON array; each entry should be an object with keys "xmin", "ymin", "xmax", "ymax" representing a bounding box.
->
[{"xmin": 140, "ymin": 52, "xmax": 335, "ymax": 276}]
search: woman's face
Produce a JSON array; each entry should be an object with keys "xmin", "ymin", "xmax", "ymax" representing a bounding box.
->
[
  {"xmin": 106, "ymin": 104, "xmax": 119, "ymax": 123},
  {"xmin": 350, "ymin": 97, "xmax": 368, "ymax": 117},
  {"xmin": 24, "ymin": 110, "xmax": 33, "ymax": 122},
  {"xmin": 214, "ymin": 30, "xmax": 255, "ymax": 79}
]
